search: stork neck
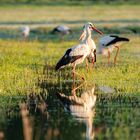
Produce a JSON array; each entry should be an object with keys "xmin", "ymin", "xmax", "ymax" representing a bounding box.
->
[
  {"xmin": 86, "ymin": 28, "xmax": 91, "ymax": 40},
  {"xmin": 82, "ymin": 28, "xmax": 92, "ymax": 43}
]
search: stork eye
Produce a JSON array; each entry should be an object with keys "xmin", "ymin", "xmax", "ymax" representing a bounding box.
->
[
  {"xmin": 89, "ymin": 23, "xmax": 92, "ymax": 27},
  {"xmin": 89, "ymin": 24, "xmax": 93, "ymax": 29}
]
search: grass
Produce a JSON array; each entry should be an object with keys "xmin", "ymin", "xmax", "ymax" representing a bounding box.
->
[
  {"xmin": 0, "ymin": 34, "xmax": 139, "ymax": 98},
  {"xmin": 0, "ymin": 4, "xmax": 139, "ymax": 140},
  {"xmin": 0, "ymin": 4, "xmax": 139, "ymax": 108}
]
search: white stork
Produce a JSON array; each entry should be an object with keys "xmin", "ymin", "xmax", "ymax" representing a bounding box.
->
[
  {"xmin": 55, "ymin": 22, "xmax": 103, "ymax": 81},
  {"xmin": 52, "ymin": 25, "xmax": 72, "ymax": 35},
  {"xmin": 21, "ymin": 26, "xmax": 30, "ymax": 40},
  {"xmin": 56, "ymin": 86, "xmax": 96, "ymax": 140},
  {"xmin": 98, "ymin": 35, "xmax": 129, "ymax": 65},
  {"xmin": 79, "ymin": 24, "xmax": 103, "ymax": 70}
]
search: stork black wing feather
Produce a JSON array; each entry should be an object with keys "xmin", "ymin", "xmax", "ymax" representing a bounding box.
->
[
  {"xmin": 106, "ymin": 36, "xmax": 129, "ymax": 46},
  {"xmin": 55, "ymin": 49, "xmax": 83, "ymax": 70}
]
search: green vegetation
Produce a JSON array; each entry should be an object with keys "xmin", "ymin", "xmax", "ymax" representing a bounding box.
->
[
  {"xmin": 0, "ymin": 4, "xmax": 139, "ymax": 106},
  {"xmin": 0, "ymin": 4, "xmax": 139, "ymax": 140},
  {"xmin": 0, "ymin": 34, "xmax": 139, "ymax": 97}
]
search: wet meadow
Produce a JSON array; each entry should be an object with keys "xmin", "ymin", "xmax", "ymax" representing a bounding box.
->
[{"xmin": 0, "ymin": 3, "xmax": 140, "ymax": 140}]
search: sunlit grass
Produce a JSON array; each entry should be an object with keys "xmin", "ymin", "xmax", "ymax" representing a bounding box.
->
[
  {"xmin": 0, "ymin": 34, "xmax": 139, "ymax": 98},
  {"xmin": 0, "ymin": 4, "xmax": 139, "ymax": 140}
]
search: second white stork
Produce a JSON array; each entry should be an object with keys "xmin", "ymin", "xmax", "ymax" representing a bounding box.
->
[
  {"xmin": 98, "ymin": 35, "xmax": 129, "ymax": 65},
  {"xmin": 21, "ymin": 26, "xmax": 30, "ymax": 41},
  {"xmin": 52, "ymin": 25, "xmax": 72, "ymax": 35},
  {"xmin": 55, "ymin": 22, "xmax": 103, "ymax": 81},
  {"xmin": 79, "ymin": 23, "xmax": 103, "ymax": 70}
]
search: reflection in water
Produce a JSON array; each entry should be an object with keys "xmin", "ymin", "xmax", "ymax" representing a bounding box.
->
[
  {"xmin": 0, "ymin": 131, "xmax": 4, "ymax": 140},
  {"xmin": 20, "ymin": 103, "xmax": 32, "ymax": 140},
  {"xmin": 57, "ymin": 86, "xmax": 97, "ymax": 140},
  {"xmin": 0, "ymin": 87, "xmax": 140, "ymax": 140}
]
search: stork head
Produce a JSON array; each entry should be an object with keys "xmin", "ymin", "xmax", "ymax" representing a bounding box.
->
[
  {"xmin": 21, "ymin": 26, "xmax": 30, "ymax": 33},
  {"xmin": 84, "ymin": 22, "xmax": 103, "ymax": 35},
  {"xmin": 83, "ymin": 22, "xmax": 93, "ymax": 30},
  {"xmin": 79, "ymin": 22, "xmax": 103, "ymax": 41}
]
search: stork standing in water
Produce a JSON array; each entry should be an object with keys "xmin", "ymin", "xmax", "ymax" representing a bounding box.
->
[
  {"xmin": 55, "ymin": 22, "xmax": 103, "ymax": 81},
  {"xmin": 56, "ymin": 86, "xmax": 96, "ymax": 140},
  {"xmin": 21, "ymin": 26, "xmax": 30, "ymax": 41},
  {"xmin": 98, "ymin": 35, "xmax": 129, "ymax": 65}
]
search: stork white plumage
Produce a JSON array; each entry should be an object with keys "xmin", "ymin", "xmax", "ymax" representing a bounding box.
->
[
  {"xmin": 56, "ymin": 86, "xmax": 96, "ymax": 140},
  {"xmin": 99, "ymin": 35, "xmax": 129, "ymax": 65},
  {"xmin": 55, "ymin": 22, "xmax": 103, "ymax": 81},
  {"xmin": 52, "ymin": 25, "xmax": 72, "ymax": 35},
  {"xmin": 79, "ymin": 24, "xmax": 103, "ymax": 70},
  {"xmin": 21, "ymin": 26, "xmax": 30, "ymax": 40}
]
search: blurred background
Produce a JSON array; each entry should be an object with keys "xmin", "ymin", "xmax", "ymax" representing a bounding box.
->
[{"xmin": 0, "ymin": 0, "xmax": 140, "ymax": 41}]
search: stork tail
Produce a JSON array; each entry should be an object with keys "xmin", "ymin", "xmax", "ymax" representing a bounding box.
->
[
  {"xmin": 55, "ymin": 54, "xmax": 83, "ymax": 71},
  {"xmin": 118, "ymin": 37, "xmax": 129, "ymax": 42}
]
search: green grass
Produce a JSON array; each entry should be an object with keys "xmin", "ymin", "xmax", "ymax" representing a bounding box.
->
[
  {"xmin": 0, "ymin": 34, "xmax": 139, "ymax": 98},
  {"xmin": 0, "ymin": 4, "xmax": 139, "ymax": 108},
  {"xmin": 0, "ymin": 4, "xmax": 140, "ymax": 140}
]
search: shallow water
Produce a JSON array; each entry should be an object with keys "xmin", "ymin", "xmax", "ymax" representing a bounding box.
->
[{"xmin": 0, "ymin": 89, "xmax": 140, "ymax": 140}]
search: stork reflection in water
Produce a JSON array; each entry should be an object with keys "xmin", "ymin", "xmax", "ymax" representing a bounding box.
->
[{"xmin": 57, "ymin": 86, "xmax": 97, "ymax": 140}]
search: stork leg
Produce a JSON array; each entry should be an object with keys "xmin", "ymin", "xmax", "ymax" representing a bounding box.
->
[
  {"xmin": 91, "ymin": 58, "xmax": 95, "ymax": 69},
  {"xmin": 107, "ymin": 48, "xmax": 111, "ymax": 65},
  {"xmin": 73, "ymin": 71, "xmax": 85, "ymax": 81},
  {"xmin": 72, "ymin": 64, "xmax": 76, "ymax": 84},
  {"xmin": 24, "ymin": 36, "xmax": 27, "ymax": 41},
  {"xmin": 72, "ymin": 64, "xmax": 85, "ymax": 81},
  {"xmin": 72, "ymin": 81, "xmax": 84, "ymax": 95},
  {"xmin": 23, "ymin": 35, "xmax": 28, "ymax": 42},
  {"xmin": 92, "ymin": 49, "xmax": 96, "ymax": 68},
  {"xmin": 86, "ymin": 58, "xmax": 89, "ymax": 72},
  {"xmin": 71, "ymin": 64, "xmax": 85, "ymax": 95},
  {"xmin": 114, "ymin": 46, "xmax": 120, "ymax": 65}
]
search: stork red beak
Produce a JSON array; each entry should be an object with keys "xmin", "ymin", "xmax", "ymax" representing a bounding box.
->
[{"xmin": 92, "ymin": 26, "xmax": 103, "ymax": 35}]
